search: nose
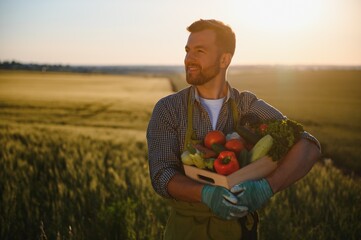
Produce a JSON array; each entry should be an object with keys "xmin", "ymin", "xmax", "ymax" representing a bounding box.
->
[{"xmin": 184, "ymin": 51, "xmax": 195, "ymax": 65}]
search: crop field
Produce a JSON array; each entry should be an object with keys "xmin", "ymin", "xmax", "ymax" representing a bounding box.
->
[
  {"xmin": 1, "ymin": 69, "xmax": 361, "ymax": 239},
  {"xmin": 0, "ymin": 71, "xmax": 171, "ymax": 138}
]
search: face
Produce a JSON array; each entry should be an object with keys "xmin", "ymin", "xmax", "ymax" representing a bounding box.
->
[{"xmin": 184, "ymin": 29, "xmax": 222, "ymax": 86}]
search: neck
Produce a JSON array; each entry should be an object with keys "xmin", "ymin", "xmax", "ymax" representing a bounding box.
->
[{"xmin": 196, "ymin": 78, "xmax": 228, "ymax": 100}]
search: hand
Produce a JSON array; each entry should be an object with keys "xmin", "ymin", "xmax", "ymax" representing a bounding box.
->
[
  {"xmin": 201, "ymin": 185, "xmax": 248, "ymax": 220},
  {"xmin": 231, "ymin": 178, "xmax": 273, "ymax": 212}
]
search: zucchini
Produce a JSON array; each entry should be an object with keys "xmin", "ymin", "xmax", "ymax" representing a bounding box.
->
[{"xmin": 249, "ymin": 134, "xmax": 273, "ymax": 162}]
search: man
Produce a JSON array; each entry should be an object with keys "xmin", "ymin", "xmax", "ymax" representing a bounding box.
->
[{"xmin": 147, "ymin": 19, "xmax": 321, "ymax": 240}]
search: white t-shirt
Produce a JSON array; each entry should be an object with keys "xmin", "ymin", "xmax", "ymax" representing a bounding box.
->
[{"xmin": 199, "ymin": 97, "xmax": 225, "ymax": 130}]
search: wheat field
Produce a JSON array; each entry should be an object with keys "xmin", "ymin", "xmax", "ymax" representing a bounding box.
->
[{"xmin": 1, "ymin": 70, "xmax": 360, "ymax": 240}]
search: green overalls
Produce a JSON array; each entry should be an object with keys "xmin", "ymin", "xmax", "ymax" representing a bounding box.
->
[{"xmin": 163, "ymin": 91, "xmax": 259, "ymax": 240}]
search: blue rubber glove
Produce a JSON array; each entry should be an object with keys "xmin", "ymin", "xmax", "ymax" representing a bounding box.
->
[
  {"xmin": 231, "ymin": 178, "xmax": 273, "ymax": 212},
  {"xmin": 201, "ymin": 185, "xmax": 248, "ymax": 220}
]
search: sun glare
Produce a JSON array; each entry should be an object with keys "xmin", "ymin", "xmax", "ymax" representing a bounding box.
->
[{"xmin": 236, "ymin": 0, "xmax": 323, "ymax": 33}]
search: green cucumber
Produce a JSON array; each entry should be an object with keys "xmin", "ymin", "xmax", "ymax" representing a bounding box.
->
[
  {"xmin": 237, "ymin": 149, "xmax": 250, "ymax": 167},
  {"xmin": 237, "ymin": 126, "xmax": 261, "ymax": 145}
]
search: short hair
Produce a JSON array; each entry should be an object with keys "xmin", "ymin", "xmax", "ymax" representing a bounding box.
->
[{"xmin": 187, "ymin": 19, "xmax": 236, "ymax": 55}]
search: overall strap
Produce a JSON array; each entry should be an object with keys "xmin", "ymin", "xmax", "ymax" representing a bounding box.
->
[
  {"xmin": 230, "ymin": 98, "xmax": 241, "ymax": 133},
  {"xmin": 184, "ymin": 90, "xmax": 194, "ymax": 152},
  {"xmin": 230, "ymin": 97, "xmax": 260, "ymax": 145}
]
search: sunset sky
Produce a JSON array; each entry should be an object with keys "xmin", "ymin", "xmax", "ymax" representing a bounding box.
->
[{"xmin": 0, "ymin": 0, "xmax": 360, "ymax": 66}]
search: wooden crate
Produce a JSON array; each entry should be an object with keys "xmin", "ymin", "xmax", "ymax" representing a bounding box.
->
[{"xmin": 183, "ymin": 156, "xmax": 277, "ymax": 189}]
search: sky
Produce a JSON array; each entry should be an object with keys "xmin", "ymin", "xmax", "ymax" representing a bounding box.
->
[{"xmin": 0, "ymin": 0, "xmax": 360, "ymax": 66}]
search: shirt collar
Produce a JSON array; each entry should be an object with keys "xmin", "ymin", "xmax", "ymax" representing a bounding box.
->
[{"xmin": 191, "ymin": 82, "xmax": 232, "ymax": 103}]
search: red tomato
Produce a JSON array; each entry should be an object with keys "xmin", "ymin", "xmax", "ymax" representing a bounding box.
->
[
  {"xmin": 204, "ymin": 131, "xmax": 226, "ymax": 149},
  {"xmin": 225, "ymin": 139, "xmax": 245, "ymax": 155},
  {"xmin": 259, "ymin": 123, "xmax": 268, "ymax": 133}
]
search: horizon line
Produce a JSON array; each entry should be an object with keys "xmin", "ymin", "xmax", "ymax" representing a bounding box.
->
[{"xmin": 1, "ymin": 60, "xmax": 361, "ymax": 68}]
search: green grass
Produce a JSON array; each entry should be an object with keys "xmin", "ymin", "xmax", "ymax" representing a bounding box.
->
[
  {"xmin": 0, "ymin": 124, "xmax": 169, "ymax": 240},
  {"xmin": 1, "ymin": 124, "xmax": 360, "ymax": 240},
  {"xmin": 259, "ymin": 159, "xmax": 361, "ymax": 240},
  {"xmin": 1, "ymin": 70, "xmax": 361, "ymax": 239}
]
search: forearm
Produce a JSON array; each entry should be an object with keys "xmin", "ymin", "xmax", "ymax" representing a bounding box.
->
[
  {"xmin": 266, "ymin": 138, "xmax": 321, "ymax": 193},
  {"xmin": 167, "ymin": 173, "xmax": 204, "ymax": 202}
]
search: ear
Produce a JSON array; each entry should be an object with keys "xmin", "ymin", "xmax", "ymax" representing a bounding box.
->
[{"xmin": 220, "ymin": 53, "xmax": 232, "ymax": 68}]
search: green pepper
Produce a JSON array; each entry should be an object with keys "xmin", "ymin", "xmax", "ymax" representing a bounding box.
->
[{"xmin": 204, "ymin": 158, "xmax": 215, "ymax": 171}]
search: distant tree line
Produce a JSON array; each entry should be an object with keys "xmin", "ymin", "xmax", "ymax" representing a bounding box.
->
[
  {"xmin": 0, "ymin": 61, "xmax": 184, "ymax": 75},
  {"xmin": 0, "ymin": 60, "xmax": 107, "ymax": 73}
]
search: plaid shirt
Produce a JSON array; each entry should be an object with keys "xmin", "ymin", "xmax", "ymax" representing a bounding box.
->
[{"xmin": 147, "ymin": 84, "xmax": 320, "ymax": 198}]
